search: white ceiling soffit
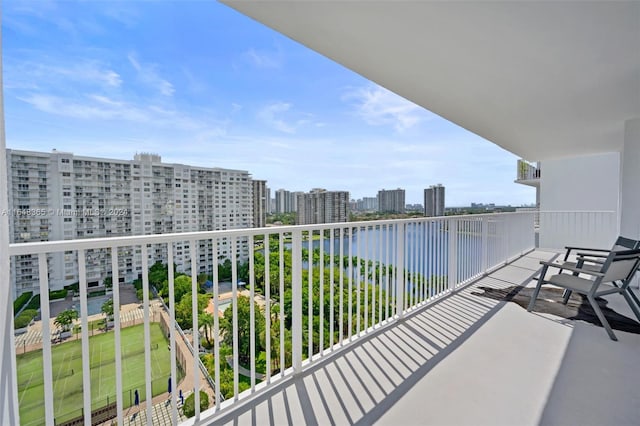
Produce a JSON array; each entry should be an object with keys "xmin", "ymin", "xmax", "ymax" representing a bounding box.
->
[{"xmin": 222, "ymin": 1, "xmax": 640, "ymax": 161}]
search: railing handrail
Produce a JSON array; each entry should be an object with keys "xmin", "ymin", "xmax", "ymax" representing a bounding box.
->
[
  {"xmin": 538, "ymin": 210, "xmax": 615, "ymax": 213},
  {"xmin": 8, "ymin": 211, "xmax": 535, "ymax": 255}
]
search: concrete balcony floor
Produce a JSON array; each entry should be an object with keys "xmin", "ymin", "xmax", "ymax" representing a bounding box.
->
[{"xmin": 204, "ymin": 250, "xmax": 640, "ymax": 426}]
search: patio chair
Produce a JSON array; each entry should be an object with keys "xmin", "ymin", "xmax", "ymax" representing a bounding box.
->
[
  {"xmin": 527, "ymin": 248, "xmax": 640, "ymax": 341},
  {"xmin": 561, "ymin": 236, "xmax": 640, "ymax": 266},
  {"xmin": 559, "ymin": 236, "xmax": 640, "ymax": 307}
]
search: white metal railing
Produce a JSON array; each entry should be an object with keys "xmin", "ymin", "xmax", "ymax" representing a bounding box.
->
[
  {"xmin": 515, "ymin": 207, "xmax": 540, "ymax": 228},
  {"xmin": 7, "ymin": 212, "xmax": 535, "ymax": 425},
  {"xmin": 538, "ymin": 211, "xmax": 618, "ymax": 250}
]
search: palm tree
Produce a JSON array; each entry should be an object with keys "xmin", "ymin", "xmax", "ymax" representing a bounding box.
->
[
  {"xmin": 54, "ymin": 309, "xmax": 78, "ymax": 333},
  {"xmin": 199, "ymin": 312, "xmax": 214, "ymax": 347},
  {"xmin": 101, "ymin": 299, "xmax": 114, "ymax": 330}
]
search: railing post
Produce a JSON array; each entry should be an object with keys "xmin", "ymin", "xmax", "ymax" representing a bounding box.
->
[
  {"xmin": 395, "ymin": 223, "xmax": 405, "ymax": 319},
  {"xmin": 0, "ymin": 20, "xmax": 20, "ymax": 425},
  {"xmin": 291, "ymin": 229, "xmax": 303, "ymax": 373},
  {"xmin": 481, "ymin": 216, "xmax": 489, "ymax": 272},
  {"xmin": 448, "ymin": 219, "xmax": 458, "ymax": 291}
]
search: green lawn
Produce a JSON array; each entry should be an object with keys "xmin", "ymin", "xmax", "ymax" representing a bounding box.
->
[{"xmin": 17, "ymin": 323, "xmax": 178, "ymax": 426}]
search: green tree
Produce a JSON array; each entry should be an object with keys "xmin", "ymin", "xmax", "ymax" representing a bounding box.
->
[
  {"xmin": 173, "ymin": 275, "xmax": 193, "ymax": 304},
  {"xmin": 148, "ymin": 261, "xmax": 169, "ymax": 286},
  {"xmin": 182, "ymin": 390, "xmax": 209, "ymax": 418},
  {"xmin": 54, "ymin": 309, "xmax": 78, "ymax": 332},
  {"xmin": 175, "ymin": 292, "xmax": 210, "ymax": 330},
  {"xmin": 218, "ymin": 259, "xmax": 232, "ymax": 281},
  {"xmin": 219, "ymin": 296, "xmax": 265, "ymax": 365},
  {"xmin": 199, "ymin": 312, "xmax": 214, "ymax": 347},
  {"xmin": 101, "ymin": 298, "xmax": 114, "ymax": 321}
]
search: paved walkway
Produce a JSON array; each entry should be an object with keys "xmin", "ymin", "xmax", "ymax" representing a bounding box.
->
[
  {"xmin": 120, "ymin": 394, "xmax": 188, "ymax": 425},
  {"xmin": 225, "ymin": 356, "xmax": 266, "ymax": 380}
]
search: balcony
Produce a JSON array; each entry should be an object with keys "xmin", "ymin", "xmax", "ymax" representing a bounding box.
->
[
  {"xmin": 515, "ymin": 160, "xmax": 541, "ymax": 187},
  {"xmin": 6, "ymin": 212, "xmax": 639, "ymax": 425}
]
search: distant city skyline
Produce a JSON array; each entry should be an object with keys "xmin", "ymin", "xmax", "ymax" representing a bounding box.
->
[{"xmin": 4, "ymin": 1, "xmax": 535, "ymax": 206}]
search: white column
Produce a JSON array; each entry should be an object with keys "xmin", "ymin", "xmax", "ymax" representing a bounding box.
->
[
  {"xmin": 0, "ymin": 9, "xmax": 20, "ymax": 423},
  {"xmin": 620, "ymin": 118, "xmax": 640, "ymax": 238}
]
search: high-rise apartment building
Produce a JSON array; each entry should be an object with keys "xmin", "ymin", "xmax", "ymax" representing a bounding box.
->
[
  {"xmin": 424, "ymin": 184, "xmax": 446, "ymax": 216},
  {"xmin": 274, "ymin": 189, "xmax": 302, "ymax": 213},
  {"xmin": 251, "ymin": 179, "xmax": 267, "ymax": 228},
  {"xmin": 7, "ymin": 149, "xmax": 253, "ymax": 294},
  {"xmin": 354, "ymin": 197, "xmax": 378, "ymax": 212},
  {"xmin": 296, "ymin": 188, "xmax": 349, "ymax": 225},
  {"xmin": 265, "ymin": 187, "xmax": 272, "ymax": 214},
  {"xmin": 377, "ymin": 188, "xmax": 405, "ymax": 214}
]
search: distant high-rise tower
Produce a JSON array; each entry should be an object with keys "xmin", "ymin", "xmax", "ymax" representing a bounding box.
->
[
  {"xmin": 275, "ymin": 189, "xmax": 302, "ymax": 213},
  {"xmin": 296, "ymin": 188, "xmax": 349, "ymax": 225},
  {"xmin": 424, "ymin": 184, "xmax": 445, "ymax": 216},
  {"xmin": 377, "ymin": 189, "xmax": 405, "ymax": 214},
  {"xmin": 252, "ymin": 179, "xmax": 267, "ymax": 227}
]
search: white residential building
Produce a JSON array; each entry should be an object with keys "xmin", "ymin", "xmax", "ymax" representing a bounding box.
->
[
  {"xmin": 377, "ymin": 188, "xmax": 405, "ymax": 214},
  {"xmin": 6, "ymin": 149, "xmax": 253, "ymax": 295},
  {"xmin": 296, "ymin": 188, "xmax": 349, "ymax": 225},
  {"xmin": 274, "ymin": 188, "xmax": 301, "ymax": 213}
]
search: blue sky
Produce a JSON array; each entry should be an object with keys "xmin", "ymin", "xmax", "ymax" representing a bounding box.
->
[{"xmin": 3, "ymin": 1, "xmax": 535, "ymax": 206}]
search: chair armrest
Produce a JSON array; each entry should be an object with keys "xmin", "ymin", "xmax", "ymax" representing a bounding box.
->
[
  {"xmin": 576, "ymin": 253, "xmax": 606, "ymax": 263},
  {"xmin": 539, "ymin": 260, "xmax": 605, "ymax": 277},
  {"xmin": 563, "ymin": 245, "xmax": 609, "ymax": 260},
  {"xmin": 564, "ymin": 246, "xmax": 611, "ymax": 252}
]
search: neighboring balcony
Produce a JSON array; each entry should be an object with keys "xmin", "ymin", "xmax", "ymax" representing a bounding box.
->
[
  {"xmin": 515, "ymin": 159, "xmax": 541, "ymax": 187},
  {"xmin": 7, "ymin": 212, "xmax": 637, "ymax": 426}
]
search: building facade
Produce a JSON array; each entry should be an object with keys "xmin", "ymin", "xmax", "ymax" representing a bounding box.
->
[
  {"xmin": 377, "ymin": 189, "xmax": 405, "ymax": 214},
  {"xmin": 296, "ymin": 188, "xmax": 349, "ymax": 225},
  {"xmin": 275, "ymin": 189, "xmax": 302, "ymax": 213},
  {"xmin": 251, "ymin": 179, "xmax": 268, "ymax": 228},
  {"xmin": 7, "ymin": 149, "xmax": 253, "ymax": 295},
  {"xmin": 424, "ymin": 184, "xmax": 445, "ymax": 216}
]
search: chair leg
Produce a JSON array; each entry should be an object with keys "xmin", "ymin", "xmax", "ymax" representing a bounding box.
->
[
  {"xmin": 622, "ymin": 290, "xmax": 640, "ymax": 322},
  {"xmin": 527, "ymin": 266, "xmax": 548, "ymax": 312},
  {"xmin": 587, "ymin": 294, "xmax": 617, "ymax": 341},
  {"xmin": 625, "ymin": 287, "xmax": 640, "ymax": 311},
  {"xmin": 562, "ymin": 289, "xmax": 572, "ymax": 304}
]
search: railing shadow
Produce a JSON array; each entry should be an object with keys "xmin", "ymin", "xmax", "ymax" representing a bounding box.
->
[
  {"xmin": 205, "ymin": 252, "xmax": 555, "ymax": 426},
  {"xmin": 537, "ymin": 293, "xmax": 640, "ymax": 426}
]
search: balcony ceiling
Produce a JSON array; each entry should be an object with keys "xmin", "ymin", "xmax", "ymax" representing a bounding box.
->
[{"xmin": 222, "ymin": 1, "xmax": 640, "ymax": 161}]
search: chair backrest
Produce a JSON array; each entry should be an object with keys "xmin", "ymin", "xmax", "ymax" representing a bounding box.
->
[
  {"xmin": 612, "ymin": 236, "xmax": 640, "ymax": 251},
  {"xmin": 601, "ymin": 248, "xmax": 640, "ymax": 284}
]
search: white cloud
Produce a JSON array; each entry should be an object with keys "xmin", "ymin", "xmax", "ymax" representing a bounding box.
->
[
  {"xmin": 4, "ymin": 59, "xmax": 122, "ymax": 90},
  {"xmin": 128, "ymin": 52, "xmax": 174, "ymax": 96},
  {"xmin": 19, "ymin": 93, "xmax": 149, "ymax": 122},
  {"xmin": 244, "ymin": 47, "xmax": 282, "ymax": 69},
  {"xmin": 343, "ymin": 84, "xmax": 433, "ymax": 132},
  {"xmin": 258, "ymin": 102, "xmax": 296, "ymax": 133},
  {"xmin": 17, "ymin": 93, "xmax": 227, "ymax": 138},
  {"xmin": 257, "ymin": 102, "xmax": 322, "ymax": 134}
]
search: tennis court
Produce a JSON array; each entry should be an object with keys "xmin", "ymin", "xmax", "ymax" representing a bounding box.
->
[{"xmin": 17, "ymin": 323, "xmax": 178, "ymax": 425}]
